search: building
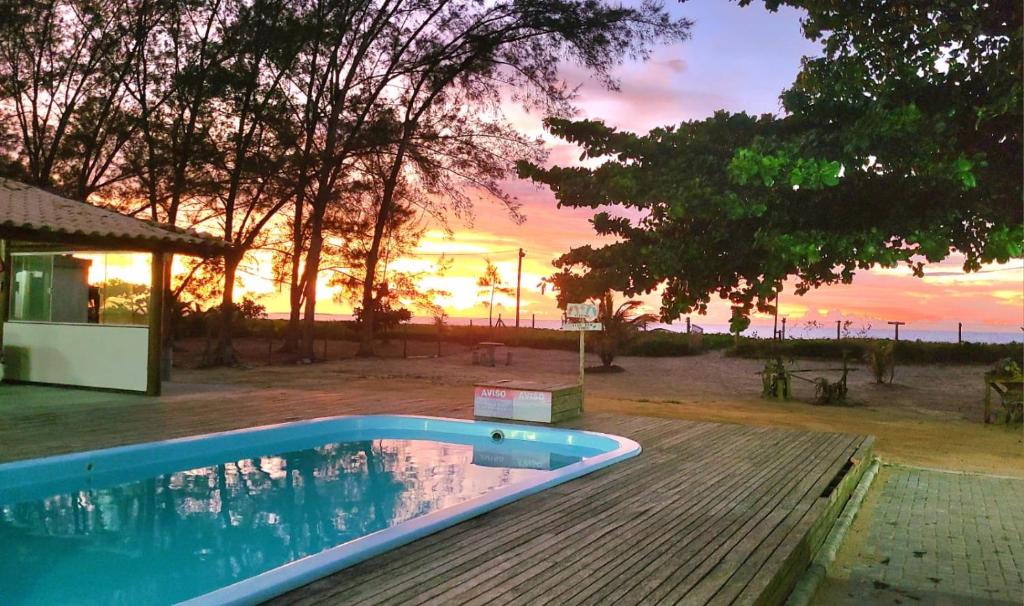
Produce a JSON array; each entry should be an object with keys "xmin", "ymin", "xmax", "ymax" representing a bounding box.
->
[{"xmin": 0, "ymin": 179, "xmax": 229, "ymax": 395}]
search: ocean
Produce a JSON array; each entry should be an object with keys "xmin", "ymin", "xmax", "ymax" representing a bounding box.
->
[{"xmin": 266, "ymin": 313, "xmax": 1022, "ymax": 344}]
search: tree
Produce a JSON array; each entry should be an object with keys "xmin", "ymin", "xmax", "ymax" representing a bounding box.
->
[
  {"xmin": 351, "ymin": 96, "xmax": 544, "ymax": 354},
  {"xmin": 519, "ymin": 0, "xmax": 1021, "ymax": 327},
  {"xmin": 594, "ymin": 292, "xmax": 657, "ymax": 369},
  {"xmin": 0, "ymin": 0, "xmax": 141, "ymax": 198},
  {"xmin": 476, "ymin": 258, "xmax": 513, "ymax": 328},
  {"xmin": 321, "ymin": 152, "xmax": 451, "ymax": 357},
  {"xmin": 201, "ymin": 0, "xmax": 302, "ymax": 365},
  {"xmin": 1, "ymin": 0, "xmax": 691, "ymax": 368},
  {"xmin": 328, "ymin": 0, "xmax": 691, "ymax": 358}
]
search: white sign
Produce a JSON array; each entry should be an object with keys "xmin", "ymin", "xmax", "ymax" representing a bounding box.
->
[
  {"xmin": 566, "ymin": 302, "xmax": 598, "ymax": 321},
  {"xmin": 561, "ymin": 321, "xmax": 603, "ymax": 331},
  {"xmin": 474, "ymin": 386, "xmax": 554, "ymax": 422}
]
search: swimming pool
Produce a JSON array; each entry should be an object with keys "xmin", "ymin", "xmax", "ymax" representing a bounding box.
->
[{"xmin": 0, "ymin": 414, "xmax": 639, "ymax": 605}]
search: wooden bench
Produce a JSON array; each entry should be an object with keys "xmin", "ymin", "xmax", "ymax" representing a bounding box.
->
[{"xmin": 984, "ymin": 372, "xmax": 1023, "ymax": 424}]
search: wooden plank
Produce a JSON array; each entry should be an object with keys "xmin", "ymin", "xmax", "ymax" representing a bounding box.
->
[
  {"xmin": 658, "ymin": 435, "xmax": 860, "ymax": 604},
  {"xmin": 704, "ymin": 436, "xmax": 867, "ymax": 605},
  {"xmin": 314, "ymin": 423, "xmax": 748, "ymax": 606},
  {"xmin": 398, "ymin": 426, "xmax": 776, "ymax": 606},
  {"xmin": 272, "ymin": 421, "xmax": 864, "ymax": 606},
  {"xmin": 307, "ymin": 423, "xmax": 727, "ymax": 604},
  {"xmin": 491, "ymin": 429, "xmax": 825, "ymax": 606},
  {"xmin": 743, "ymin": 435, "xmax": 876, "ymax": 606},
  {"xmin": 582, "ymin": 432, "xmax": 847, "ymax": 605}
]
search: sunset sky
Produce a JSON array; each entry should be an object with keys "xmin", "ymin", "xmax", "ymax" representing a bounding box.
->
[{"xmin": 232, "ymin": 0, "xmax": 1022, "ymax": 336}]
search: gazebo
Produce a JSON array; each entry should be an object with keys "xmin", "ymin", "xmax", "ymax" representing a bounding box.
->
[{"xmin": 0, "ymin": 178, "xmax": 229, "ymax": 395}]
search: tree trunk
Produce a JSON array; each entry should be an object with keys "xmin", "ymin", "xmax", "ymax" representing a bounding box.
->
[
  {"xmin": 356, "ymin": 248, "xmax": 379, "ymax": 357},
  {"xmin": 299, "ymin": 209, "xmax": 324, "ymax": 361},
  {"xmin": 281, "ymin": 197, "xmax": 304, "ymax": 353},
  {"xmin": 357, "ymin": 124, "xmax": 415, "ymax": 358},
  {"xmin": 207, "ymin": 252, "xmax": 241, "ymax": 366}
]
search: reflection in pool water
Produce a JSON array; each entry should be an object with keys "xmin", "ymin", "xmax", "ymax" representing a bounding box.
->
[{"xmin": 0, "ymin": 439, "xmax": 584, "ymax": 605}]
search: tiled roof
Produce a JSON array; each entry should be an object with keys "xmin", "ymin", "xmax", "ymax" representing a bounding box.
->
[{"xmin": 0, "ymin": 179, "xmax": 229, "ymax": 255}]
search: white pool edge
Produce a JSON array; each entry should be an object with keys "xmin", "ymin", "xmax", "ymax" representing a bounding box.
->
[{"xmin": 1, "ymin": 414, "xmax": 640, "ymax": 606}]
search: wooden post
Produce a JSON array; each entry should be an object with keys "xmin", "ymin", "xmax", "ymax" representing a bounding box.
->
[
  {"xmin": 836, "ymin": 320, "xmax": 842, "ymax": 340},
  {"xmin": 983, "ymin": 380, "xmax": 992, "ymax": 424},
  {"xmin": 781, "ymin": 317, "xmax": 787, "ymax": 340},
  {"xmin": 147, "ymin": 251, "xmax": 166, "ymax": 396},
  {"xmin": 0, "ymin": 240, "xmax": 10, "ymax": 349},
  {"xmin": 888, "ymin": 320, "xmax": 905, "ymax": 341},
  {"xmin": 515, "ymin": 248, "xmax": 524, "ymax": 328},
  {"xmin": 531, "ymin": 313, "xmax": 535, "ymax": 328},
  {"xmin": 579, "ymin": 330, "xmax": 585, "ymax": 387},
  {"xmin": 958, "ymin": 322, "xmax": 963, "ymax": 344}
]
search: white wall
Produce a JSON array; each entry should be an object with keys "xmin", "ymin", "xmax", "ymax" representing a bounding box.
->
[{"xmin": 2, "ymin": 322, "xmax": 148, "ymax": 391}]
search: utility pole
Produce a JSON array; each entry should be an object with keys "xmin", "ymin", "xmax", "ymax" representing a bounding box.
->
[
  {"xmin": 515, "ymin": 248, "xmax": 525, "ymax": 328},
  {"xmin": 888, "ymin": 320, "xmax": 905, "ymax": 341},
  {"xmin": 836, "ymin": 320, "xmax": 842, "ymax": 340},
  {"xmin": 773, "ymin": 290, "xmax": 780, "ymax": 340}
]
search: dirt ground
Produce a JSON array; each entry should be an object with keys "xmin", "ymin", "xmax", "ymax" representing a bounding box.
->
[{"xmin": 175, "ymin": 337, "xmax": 1024, "ymax": 478}]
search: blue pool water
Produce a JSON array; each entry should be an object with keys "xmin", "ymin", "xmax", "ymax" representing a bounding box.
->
[{"xmin": 0, "ymin": 416, "xmax": 637, "ymax": 605}]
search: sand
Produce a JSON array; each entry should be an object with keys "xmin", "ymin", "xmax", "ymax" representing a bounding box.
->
[{"xmin": 176, "ymin": 338, "xmax": 1024, "ymax": 477}]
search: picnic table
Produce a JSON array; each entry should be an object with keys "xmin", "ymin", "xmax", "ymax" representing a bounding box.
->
[{"xmin": 473, "ymin": 341, "xmax": 510, "ymax": 367}]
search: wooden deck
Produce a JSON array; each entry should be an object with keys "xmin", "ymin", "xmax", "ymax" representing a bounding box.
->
[{"xmin": 0, "ymin": 382, "xmax": 873, "ymax": 605}]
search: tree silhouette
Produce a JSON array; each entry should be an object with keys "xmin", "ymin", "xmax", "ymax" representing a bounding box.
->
[{"xmin": 476, "ymin": 259, "xmax": 514, "ymax": 328}]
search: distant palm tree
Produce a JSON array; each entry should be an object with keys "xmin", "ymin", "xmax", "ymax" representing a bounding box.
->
[
  {"xmin": 476, "ymin": 259, "xmax": 514, "ymax": 327},
  {"xmin": 596, "ymin": 292, "xmax": 658, "ymax": 368}
]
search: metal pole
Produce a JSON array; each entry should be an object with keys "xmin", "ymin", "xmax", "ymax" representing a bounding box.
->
[{"xmin": 515, "ymin": 248, "xmax": 524, "ymax": 328}]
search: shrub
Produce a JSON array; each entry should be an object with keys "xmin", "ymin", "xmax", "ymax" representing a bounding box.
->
[
  {"xmin": 216, "ymin": 319, "xmax": 1021, "ymax": 365},
  {"xmin": 867, "ymin": 341, "xmax": 895, "ymax": 384},
  {"xmin": 729, "ymin": 337, "xmax": 1021, "ymax": 365}
]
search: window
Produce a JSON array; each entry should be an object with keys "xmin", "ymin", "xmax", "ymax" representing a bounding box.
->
[{"xmin": 9, "ymin": 253, "xmax": 151, "ymax": 325}]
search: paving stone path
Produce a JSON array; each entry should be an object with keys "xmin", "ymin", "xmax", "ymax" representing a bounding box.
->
[{"xmin": 816, "ymin": 465, "xmax": 1024, "ymax": 605}]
